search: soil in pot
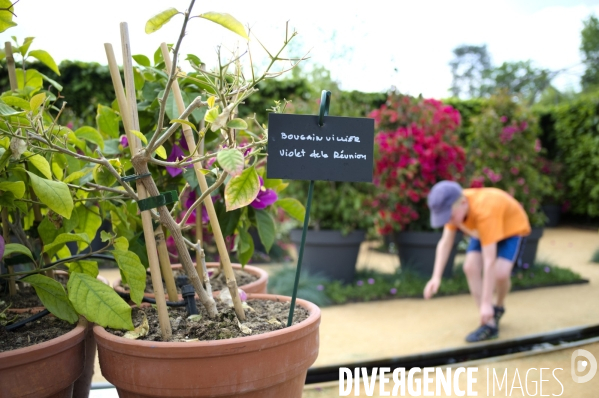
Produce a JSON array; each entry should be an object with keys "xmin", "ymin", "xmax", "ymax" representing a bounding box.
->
[
  {"xmin": 0, "ymin": 311, "xmax": 77, "ymax": 352},
  {"xmin": 137, "ymin": 268, "xmax": 258, "ymax": 295},
  {"xmin": 106, "ymin": 299, "xmax": 309, "ymax": 342}
]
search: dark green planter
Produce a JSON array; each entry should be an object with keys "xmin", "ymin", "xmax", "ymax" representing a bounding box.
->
[
  {"xmin": 394, "ymin": 231, "xmax": 462, "ymax": 278},
  {"xmin": 289, "ymin": 229, "xmax": 365, "ymax": 284},
  {"xmin": 520, "ymin": 227, "xmax": 544, "ymax": 267},
  {"xmin": 542, "ymin": 204, "xmax": 561, "ymax": 227}
]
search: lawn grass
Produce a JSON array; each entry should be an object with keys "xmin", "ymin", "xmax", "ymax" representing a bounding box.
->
[{"xmin": 268, "ymin": 260, "xmax": 586, "ymax": 307}]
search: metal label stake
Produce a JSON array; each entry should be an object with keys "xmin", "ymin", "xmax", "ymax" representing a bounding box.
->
[{"xmin": 287, "ymin": 90, "xmax": 330, "ymax": 327}]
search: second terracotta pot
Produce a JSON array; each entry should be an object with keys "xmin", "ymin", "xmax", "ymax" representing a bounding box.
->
[
  {"xmin": 112, "ymin": 262, "xmax": 268, "ymax": 300},
  {"xmin": 0, "ymin": 317, "xmax": 87, "ymax": 398}
]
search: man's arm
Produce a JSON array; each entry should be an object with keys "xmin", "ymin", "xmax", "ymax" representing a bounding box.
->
[
  {"xmin": 423, "ymin": 226, "xmax": 456, "ymax": 299},
  {"xmin": 480, "ymin": 242, "xmax": 497, "ymax": 325}
]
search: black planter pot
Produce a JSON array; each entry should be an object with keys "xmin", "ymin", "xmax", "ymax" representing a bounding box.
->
[
  {"xmin": 542, "ymin": 204, "xmax": 561, "ymax": 227},
  {"xmin": 519, "ymin": 227, "xmax": 544, "ymax": 267},
  {"xmin": 393, "ymin": 231, "xmax": 462, "ymax": 279},
  {"xmin": 289, "ymin": 229, "xmax": 365, "ymax": 284}
]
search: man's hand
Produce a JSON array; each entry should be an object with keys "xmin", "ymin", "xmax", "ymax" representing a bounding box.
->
[
  {"xmin": 423, "ymin": 278, "xmax": 440, "ymax": 299},
  {"xmin": 480, "ymin": 302, "xmax": 494, "ymax": 325}
]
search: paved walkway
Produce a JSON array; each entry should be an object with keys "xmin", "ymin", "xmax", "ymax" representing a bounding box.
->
[{"xmin": 93, "ymin": 227, "xmax": 599, "ymax": 392}]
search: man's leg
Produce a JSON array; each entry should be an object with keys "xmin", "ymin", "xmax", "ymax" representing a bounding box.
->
[
  {"xmin": 463, "ymin": 251, "xmax": 483, "ymax": 308},
  {"xmin": 494, "ymin": 257, "xmax": 514, "ymax": 308}
]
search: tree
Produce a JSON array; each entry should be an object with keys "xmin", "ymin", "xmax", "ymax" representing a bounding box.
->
[
  {"xmin": 580, "ymin": 14, "xmax": 599, "ymax": 90},
  {"xmin": 483, "ymin": 61, "xmax": 553, "ymax": 104},
  {"xmin": 449, "ymin": 44, "xmax": 492, "ymax": 98}
]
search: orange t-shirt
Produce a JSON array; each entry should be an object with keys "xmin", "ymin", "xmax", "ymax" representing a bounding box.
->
[{"xmin": 446, "ymin": 188, "xmax": 531, "ymax": 246}]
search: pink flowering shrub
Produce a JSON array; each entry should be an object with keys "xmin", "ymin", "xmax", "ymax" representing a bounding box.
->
[
  {"xmin": 369, "ymin": 93, "xmax": 466, "ymax": 233},
  {"xmin": 466, "ymin": 93, "xmax": 551, "ymax": 226}
]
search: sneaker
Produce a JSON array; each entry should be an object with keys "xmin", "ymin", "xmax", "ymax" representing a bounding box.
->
[
  {"xmin": 465, "ymin": 324, "xmax": 498, "ymax": 343},
  {"xmin": 493, "ymin": 306, "xmax": 505, "ymax": 325}
]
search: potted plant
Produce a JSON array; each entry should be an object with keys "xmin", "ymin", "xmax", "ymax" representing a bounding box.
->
[
  {"xmin": 538, "ymin": 157, "xmax": 565, "ymax": 227},
  {"xmin": 465, "ymin": 91, "xmax": 552, "ymax": 266},
  {"xmin": 286, "ymin": 180, "xmax": 375, "ymax": 284},
  {"xmin": 1, "ymin": 3, "xmax": 320, "ymax": 397},
  {"xmin": 369, "ymin": 93, "xmax": 466, "ymax": 278}
]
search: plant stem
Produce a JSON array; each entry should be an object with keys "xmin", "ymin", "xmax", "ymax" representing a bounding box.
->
[{"xmin": 1, "ymin": 208, "xmax": 16, "ymax": 295}]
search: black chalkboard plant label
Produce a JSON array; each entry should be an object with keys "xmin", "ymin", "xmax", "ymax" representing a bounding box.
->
[{"xmin": 266, "ymin": 113, "xmax": 374, "ymax": 183}]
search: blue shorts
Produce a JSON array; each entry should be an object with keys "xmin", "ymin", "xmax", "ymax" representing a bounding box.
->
[{"xmin": 466, "ymin": 236, "xmax": 524, "ymax": 263}]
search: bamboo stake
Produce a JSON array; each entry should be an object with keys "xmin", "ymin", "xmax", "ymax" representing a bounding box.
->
[
  {"xmin": 160, "ymin": 43, "xmax": 246, "ymax": 321},
  {"xmin": 120, "ymin": 23, "xmax": 178, "ymax": 303},
  {"xmin": 4, "ymin": 42, "xmax": 17, "ymax": 91},
  {"xmin": 105, "ymin": 40, "xmax": 172, "ymax": 340},
  {"xmin": 1, "ymin": 209, "xmax": 16, "ymax": 295},
  {"xmin": 195, "ymin": 64, "xmax": 206, "ymax": 279},
  {"xmin": 3, "ymin": 43, "xmax": 18, "ymax": 294},
  {"xmin": 155, "ymin": 225, "xmax": 178, "ymax": 301}
]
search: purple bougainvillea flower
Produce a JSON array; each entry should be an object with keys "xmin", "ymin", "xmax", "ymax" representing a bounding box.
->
[
  {"xmin": 317, "ymin": 285, "xmax": 324, "ymax": 291},
  {"xmin": 390, "ymin": 288, "xmax": 397, "ymax": 295},
  {"xmin": 523, "ymin": 263, "xmax": 529, "ymax": 269},
  {"xmin": 357, "ymin": 280, "xmax": 363, "ymax": 286},
  {"xmin": 368, "ymin": 278, "xmax": 375, "ymax": 285},
  {"xmin": 183, "ymin": 191, "xmax": 211, "ymax": 225},
  {"xmin": 544, "ymin": 267, "xmax": 550, "ymax": 273},
  {"xmin": 120, "ymin": 135, "xmax": 128, "ymax": 148},
  {"xmin": 250, "ymin": 176, "xmax": 278, "ymax": 209},
  {"xmin": 166, "ymin": 145, "xmax": 185, "ymax": 177},
  {"xmin": 0, "ymin": 235, "xmax": 4, "ymax": 260}
]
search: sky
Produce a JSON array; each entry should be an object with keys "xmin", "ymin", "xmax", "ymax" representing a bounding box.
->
[{"xmin": 4, "ymin": 0, "xmax": 599, "ymax": 99}]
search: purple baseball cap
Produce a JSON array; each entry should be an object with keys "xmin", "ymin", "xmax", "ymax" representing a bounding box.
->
[{"xmin": 427, "ymin": 181, "xmax": 463, "ymax": 228}]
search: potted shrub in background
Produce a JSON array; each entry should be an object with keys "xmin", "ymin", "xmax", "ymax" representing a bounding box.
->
[
  {"xmin": 465, "ymin": 92, "xmax": 551, "ymax": 266},
  {"xmin": 285, "ymin": 180, "xmax": 375, "ymax": 284},
  {"xmin": 369, "ymin": 93, "xmax": 466, "ymax": 278},
  {"xmin": 538, "ymin": 157, "xmax": 565, "ymax": 227}
]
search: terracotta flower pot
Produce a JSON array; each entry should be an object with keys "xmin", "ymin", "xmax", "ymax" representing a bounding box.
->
[
  {"xmin": 94, "ymin": 294, "xmax": 320, "ymax": 397},
  {"xmin": 0, "ymin": 317, "xmax": 87, "ymax": 398},
  {"xmin": 112, "ymin": 262, "xmax": 269, "ymax": 300}
]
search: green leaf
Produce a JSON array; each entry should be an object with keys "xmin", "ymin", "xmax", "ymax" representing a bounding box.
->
[
  {"xmin": 0, "ymin": 181, "xmax": 25, "ymax": 198},
  {"xmin": 217, "ymin": 148, "xmax": 244, "ymax": 177},
  {"xmin": 38, "ymin": 216, "xmax": 59, "ymax": 245},
  {"xmin": 29, "ymin": 50, "xmax": 60, "ymax": 75},
  {"xmin": 3, "ymin": 243, "xmax": 34, "ymax": 260},
  {"xmin": 0, "ymin": 190, "xmax": 15, "ymax": 208},
  {"xmin": 155, "ymin": 145, "xmax": 167, "ymax": 159},
  {"xmin": 74, "ymin": 205, "xmax": 102, "ymax": 250},
  {"xmin": 113, "ymin": 237, "xmax": 129, "ymax": 251},
  {"xmin": 170, "ymin": 118, "xmax": 197, "ymax": 132},
  {"xmin": 39, "ymin": 72, "xmax": 63, "ymax": 91},
  {"xmin": 133, "ymin": 54, "xmax": 151, "ymax": 67},
  {"xmin": 255, "ymin": 210, "xmax": 275, "ymax": 253},
  {"xmin": 1, "ymin": 96, "xmax": 31, "ymax": 110},
  {"xmin": 30, "ymin": 92, "xmax": 46, "ymax": 111},
  {"xmin": 67, "ymin": 260, "xmax": 99, "ymax": 278},
  {"xmin": 204, "ymin": 107, "xmax": 219, "ymax": 124},
  {"xmin": 130, "ymin": 130, "xmax": 148, "ymax": 145},
  {"xmin": 225, "ymin": 166, "xmax": 260, "ymax": 211},
  {"xmin": 216, "ymin": 204, "xmax": 241, "ymax": 237},
  {"xmin": 0, "ymin": 102, "xmax": 23, "ymax": 116},
  {"xmin": 0, "ymin": 0, "xmax": 17, "ymax": 33},
  {"xmin": 100, "ymin": 230, "xmax": 113, "ymax": 242},
  {"xmin": 19, "ymin": 37, "xmax": 34, "ymax": 56},
  {"xmin": 64, "ymin": 169, "xmax": 91, "ymax": 184},
  {"xmin": 68, "ymin": 273, "xmax": 133, "ymax": 330},
  {"xmin": 226, "ymin": 118, "xmax": 248, "ymax": 130},
  {"xmin": 43, "ymin": 232, "xmax": 90, "ymax": 253},
  {"xmin": 23, "ymin": 274, "xmax": 78, "ymax": 323},
  {"xmin": 92, "ymin": 164, "xmax": 116, "ymax": 187},
  {"xmin": 238, "ymin": 228, "xmax": 254, "ymax": 266},
  {"xmin": 26, "ymin": 171, "xmax": 74, "ymax": 218},
  {"xmin": 26, "ymin": 153, "xmax": 52, "ymax": 179},
  {"xmin": 133, "ymin": 67, "xmax": 145, "ymax": 90},
  {"xmin": 198, "ymin": 12, "xmax": 248, "ymax": 39},
  {"xmin": 275, "ymin": 198, "xmax": 306, "ymax": 223},
  {"xmin": 16, "ymin": 69, "xmax": 43, "ymax": 90},
  {"xmin": 75, "ymin": 126, "xmax": 104, "ymax": 151},
  {"xmin": 145, "ymin": 8, "xmax": 179, "ymax": 34},
  {"xmin": 96, "ymin": 104, "xmax": 120, "ymax": 138},
  {"xmin": 112, "ymin": 249, "xmax": 146, "ymax": 306}
]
